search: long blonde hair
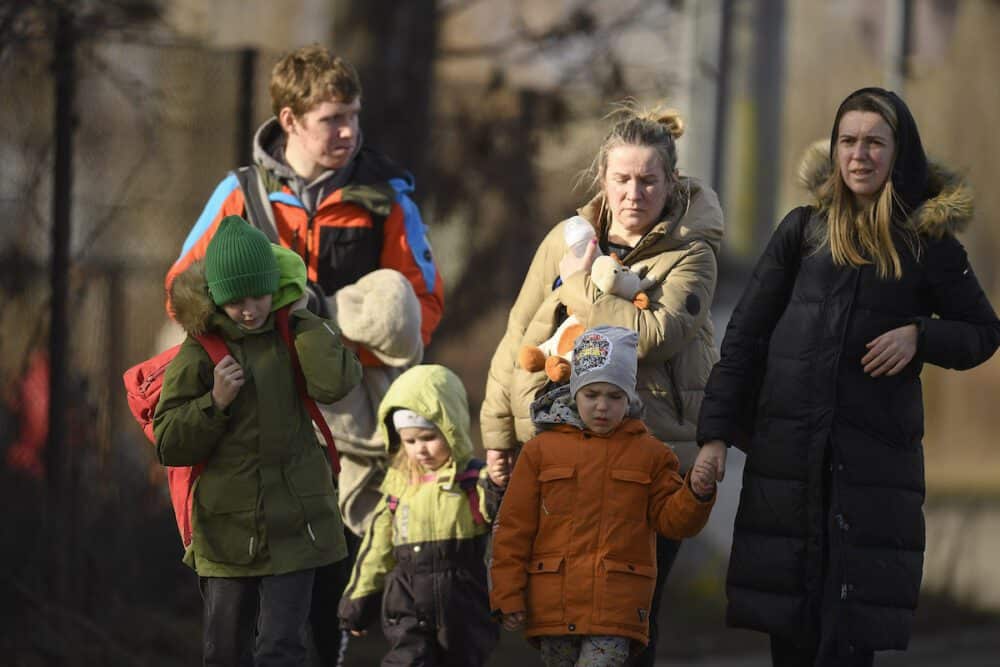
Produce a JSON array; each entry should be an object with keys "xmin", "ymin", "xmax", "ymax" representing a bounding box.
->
[{"xmin": 819, "ymin": 91, "xmax": 917, "ymax": 279}]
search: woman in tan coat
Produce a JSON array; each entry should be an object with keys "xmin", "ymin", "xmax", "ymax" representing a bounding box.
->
[{"xmin": 481, "ymin": 104, "xmax": 724, "ymax": 665}]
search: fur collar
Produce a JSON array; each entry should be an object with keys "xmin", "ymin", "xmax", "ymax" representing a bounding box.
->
[
  {"xmin": 798, "ymin": 139, "xmax": 974, "ymax": 238},
  {"xmin": 169, "ymin": 261, "xmax": 220, "ymax": 337}
]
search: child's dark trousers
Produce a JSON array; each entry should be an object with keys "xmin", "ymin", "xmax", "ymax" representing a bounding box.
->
[{"xmin": 200, "ymin": 569, "xmax": 315, "ymax": 667}]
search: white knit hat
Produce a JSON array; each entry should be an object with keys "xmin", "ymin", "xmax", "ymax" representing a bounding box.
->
[
  {"xmin": 330, "ymin": 269, "xmax": 423, "ymax": 367},
  {"xmin": 391, "ymin": 408, "xmax": 436, "ymax": 432}
]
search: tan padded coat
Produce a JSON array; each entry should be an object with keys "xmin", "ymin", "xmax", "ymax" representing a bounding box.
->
[{"xmin": 480, "ymin": 178, "xmax": 724, "ymax": 470}]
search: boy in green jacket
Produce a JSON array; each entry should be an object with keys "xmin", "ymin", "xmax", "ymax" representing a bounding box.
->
[{"xmin": 154, "ymin": 216, "xmax": 362, "ymax": 666}]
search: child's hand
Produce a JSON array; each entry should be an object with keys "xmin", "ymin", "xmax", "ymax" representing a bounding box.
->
[
  {"xmin": 690, "ymin": 458, "xmax": 717, "ymax": 499},
  {"xmin": 502, "ymin": 611, "xmax": 526, "ymax": 631},
  {"xmin": 487, "ymin": 449, "xmax": 513, "ymax": 487},
  {"xmin": 211, "ymin": 355, "xmax": 244, "ymax": 410}
]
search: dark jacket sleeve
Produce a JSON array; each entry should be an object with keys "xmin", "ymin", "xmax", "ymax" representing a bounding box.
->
[
  {"xmin": 697, "ymin": 206, "xmax": 810, "ymax": 451},
  {"xmin": 914, "ymin": 234, "xmax": 1000, "ymax": 370}
]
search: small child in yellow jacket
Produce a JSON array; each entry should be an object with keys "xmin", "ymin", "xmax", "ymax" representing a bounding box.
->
[
  {"xmin": 490, "ymin": 326, "xmax": 716, "ymax": 666},
  {"xmin": 338, "ymin": 364, "xmax": 498, "ymax": 665}
]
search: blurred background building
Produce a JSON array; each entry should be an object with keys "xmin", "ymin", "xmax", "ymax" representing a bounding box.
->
[{"xmin": 1, "ymin": 0, "xmax": 998, "ymax": 664}]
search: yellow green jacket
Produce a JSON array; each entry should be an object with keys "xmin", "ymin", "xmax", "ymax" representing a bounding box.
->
[{"xmin": 338, "ymin": 365, "xmax": 495, "ymax": 647}]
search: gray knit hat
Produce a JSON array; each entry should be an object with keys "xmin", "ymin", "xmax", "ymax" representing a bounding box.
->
[
  {"xmin": 569, "ymin": 326, "xmax": 638, "ymax": 404},
  {"xmin": 204, "ymin": 215, "xmax": 280, "ymax": 306}
]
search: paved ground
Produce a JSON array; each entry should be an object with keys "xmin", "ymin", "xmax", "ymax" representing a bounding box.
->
[
  {"xmin": 338, "ymin": 621, "xmax": 1000, "ymax": 666},
  {"xmin": 655, "ymin": 626, "xmax": 1000, "ymax": 665}
]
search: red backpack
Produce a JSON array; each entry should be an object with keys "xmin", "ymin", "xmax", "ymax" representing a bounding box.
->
[{"xmin": 123, "ymin": 307, "xmax": 340, "ymax": 547}]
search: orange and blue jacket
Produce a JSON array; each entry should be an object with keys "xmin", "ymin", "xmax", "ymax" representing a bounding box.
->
[{"xmin": 165, "ymin": 126, "xmax": 444, "ymax": 358}]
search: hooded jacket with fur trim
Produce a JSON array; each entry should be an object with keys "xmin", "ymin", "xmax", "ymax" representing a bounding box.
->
[
  {"xmin": 153, "ymin": 246, "xmax": 362, "ymax": 577},
  {"xmin": 698, "ymin": 142, "xmax": 1000, "ymax": 653},
  {"xmin": 481, "ymin": 178, "xmax": 724, "ymax": 471}
]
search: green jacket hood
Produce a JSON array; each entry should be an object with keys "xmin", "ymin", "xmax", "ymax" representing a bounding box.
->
[
  {"xmin": 377, "ymin": 365, "xmax": 473, "ymax": 468},
  {"xmin": 169, "ymin": 244, "xmax": 306, "ymax": 336}
]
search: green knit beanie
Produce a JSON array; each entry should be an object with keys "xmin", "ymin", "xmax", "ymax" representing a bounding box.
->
[{"xmin": 204, "ymin": 215, "xmax": 280, "ymax": 306}]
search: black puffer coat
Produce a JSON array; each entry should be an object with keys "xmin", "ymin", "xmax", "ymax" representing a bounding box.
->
[{"xmin": 698, "ymin": 145, "xmax": 1000, "ymax": 653}]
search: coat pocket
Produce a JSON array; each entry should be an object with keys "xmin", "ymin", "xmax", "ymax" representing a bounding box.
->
[
  {"xmin": 194, "ymin": 472, "xmax": 259, "ymax": 565},
  {"xmin": 598, "ymin": 558, "xmax": 656, "ymax": 629},
  {"xmin": 288, "ymin": 452, "xmax": 343, "ymax": 551},
  {"xmin": 526, "ymin": 555, "xmax": 566, "ymax": 624},
  {"xmin": 607, "ymin": 469, "xmax": 651, "ymax": 522},
  {"xmin": 538, "ymin": 466, "xmax": 576, "ymax": 516}
]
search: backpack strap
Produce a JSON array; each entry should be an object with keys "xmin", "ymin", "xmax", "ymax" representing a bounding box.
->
[
  {"xmin": 192, "ymin": 333, "xmax": 229, "ymax": 365},
  {"xmin": 456, "ymin": 459, "xmax": 487, "ymax": 526},
  {"xmin": 273, "ymin": 306, "xmax": 341, "ymax": 475},
  {"xmin": 386, "ymin": 495, "xmax": 400, "ymax": 513},
  {"xmin": 234, "ymin": 165, "xmax": 280, "ymax": 244}
]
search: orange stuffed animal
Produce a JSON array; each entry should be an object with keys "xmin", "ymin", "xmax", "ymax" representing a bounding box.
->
[{"xmin": 518, "ymin": 254, "xmax": 656, "ymax": 382}]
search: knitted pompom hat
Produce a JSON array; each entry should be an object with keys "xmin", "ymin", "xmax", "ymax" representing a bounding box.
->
[
  {"xmin": 204, "ymin": 215, "xmax": 280, "ymax": 306},
  {"xmin": 569, "ymin": 326, "xmax": 639, "ymax": 404}
]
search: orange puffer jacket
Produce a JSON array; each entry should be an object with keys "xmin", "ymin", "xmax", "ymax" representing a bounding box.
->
[{"xmin": 489, "ymin": 418, "xmax": 714, "ymax": 646}]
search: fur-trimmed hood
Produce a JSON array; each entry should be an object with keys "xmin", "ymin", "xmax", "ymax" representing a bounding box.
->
[
  {"xmin": 169, "ymin": 243, "xmax": 308, "ymax": 336},
  {"xmin": 797, "ymin": 139, "xmax": 974, "ymax": 238}
]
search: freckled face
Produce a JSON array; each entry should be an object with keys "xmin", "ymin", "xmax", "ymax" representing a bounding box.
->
[
  {"xmin": 222, "ymin": 294, "xmax": 273, "ymax": 330},
  {"xmin": 282, "ymin": 97, "xmax": 361, "ymax": 180},
  {"xmin": 836, "ymin": 110, "xmax": 896, "ymax": 205}
]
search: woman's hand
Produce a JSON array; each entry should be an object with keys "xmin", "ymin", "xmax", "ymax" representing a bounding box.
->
[
  {"xmin": 487, "ymin": 449, "xmax": 514, "ymax": 487},
  {"xmin": 558, "ymin": 238, "xmax": 599, "ymax": 284},
  {"xmin": 211, "ymin": 355, "xmax": 244, "ymax": 410},
  {"xmin": 694, "ymin": 440, "xmax": 727, "ymax": 485},
  {"xmin": 862, "ymin": 324, "xmax": 918, "ymax": 377},
  {"xmin": 502, "ymin": 611, "xmax": 526, "ymax": 631}
]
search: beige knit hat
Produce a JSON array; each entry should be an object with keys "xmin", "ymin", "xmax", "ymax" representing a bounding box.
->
[{"xmin": 331, "ymin": 269, "xmax": 423, "ymax": 367}]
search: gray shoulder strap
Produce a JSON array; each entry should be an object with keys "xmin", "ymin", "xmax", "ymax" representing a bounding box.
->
[{"xmin": 234, "ymin": 166, "xmax": 279, "ymax": 243}]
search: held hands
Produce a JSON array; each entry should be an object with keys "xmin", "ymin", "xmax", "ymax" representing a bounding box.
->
[
  {"xmin": 487, "ymin": 449, "xmax": 514, "ymax": 487},
  {"xmin": 862, "ymin": 324, "xmax": 918, "ymax": 377},
  {"xmin": 692, "ymin": 440, "xmax": 727, "ymax": 498},
  {"xmin": 558, "ymin": 238, "xmax": 599, "ymax": 285},
  {"xmin": 502, "ymin": 611, "xmax": 526, "ymax": 631},
  {"xmin": 211, "ymin": 355, "xmax": 244, "ymax": 410},
  {"xmin": 349, "ymin": 629, "xmax": 367, "ymax": 638},
  {"xmin": 690, "ymin": 459, "xmax": 717, "ymax": 499}
]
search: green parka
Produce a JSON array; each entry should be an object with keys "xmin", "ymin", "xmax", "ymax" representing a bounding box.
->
[
  {"xmin": 339, "ymin": 364, "xmax": 497, "ymax": 665},
  {"xmin": 481, "ymin": 178, "xmax": 724, "ymax": 470},
  {"xmin": 153, "ymin": 245, "xmax": 362, "ymax": 577}
]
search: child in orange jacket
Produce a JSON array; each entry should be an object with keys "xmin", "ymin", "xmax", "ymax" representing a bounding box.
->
[{"xmin": 489, "ymin": 326, "xmax": 716, "ymax": 666}]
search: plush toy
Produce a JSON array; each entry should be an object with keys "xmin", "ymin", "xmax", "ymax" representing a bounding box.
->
[{"xmin": 518, "ymin": 254, "xmax": 657, "ymax": 382}]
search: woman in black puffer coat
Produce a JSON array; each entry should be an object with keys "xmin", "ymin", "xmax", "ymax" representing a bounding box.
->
[{"xmin": 695, "ymin": 87, "xmax": 1000, "ymax": 667}]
